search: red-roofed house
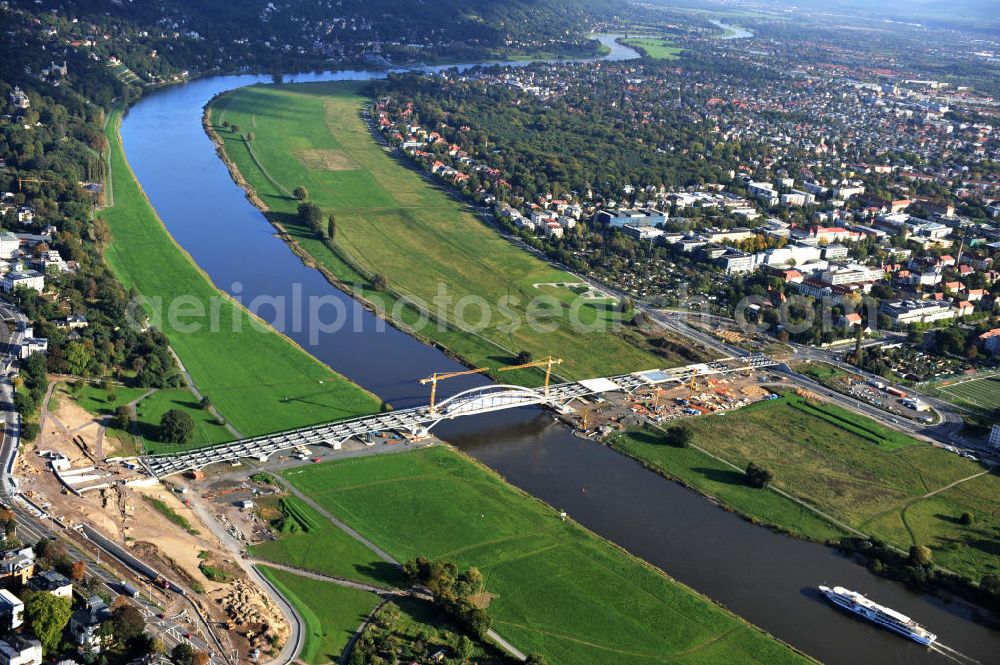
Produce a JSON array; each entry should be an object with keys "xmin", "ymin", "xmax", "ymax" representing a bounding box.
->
[
  {"xmin": 782, "ymin": 269, "xmax": 804, "ymax": 284},
  {"xmin": 839, "ymin": 312, "xmax": 863, "ymax": 330}
]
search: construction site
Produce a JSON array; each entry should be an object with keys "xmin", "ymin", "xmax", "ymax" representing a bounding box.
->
[
  {"xmin": 564, "ymin": 369, "xmax": 785, "ymax": 438},
  {"xmin": 18, "ymin": 382, "xmax": 292, "ymax": 662}
]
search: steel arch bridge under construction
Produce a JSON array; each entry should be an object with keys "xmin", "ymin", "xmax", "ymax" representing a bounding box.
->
[{"xmin": 140, "ymin": 355, "xmax": 777, "ymax": 478}]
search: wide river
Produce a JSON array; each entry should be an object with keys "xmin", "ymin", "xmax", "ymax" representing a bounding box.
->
[{"xmin": 119, "ymin": 36, "xmax": 997, "ymax": 664}]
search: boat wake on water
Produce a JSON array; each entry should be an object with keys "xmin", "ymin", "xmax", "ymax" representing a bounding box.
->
[{"xmin": 929, "ymin": 642, "xmax": 983, "ymax": 664}]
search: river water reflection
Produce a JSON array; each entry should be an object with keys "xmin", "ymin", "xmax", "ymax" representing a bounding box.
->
[{"xmin": 119, "ymin": 37, "xmax": 997, "ymax": 664}]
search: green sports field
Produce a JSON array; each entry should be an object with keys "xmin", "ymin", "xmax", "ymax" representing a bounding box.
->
[
  {"xmin": 934, "ymin": 375, "xmax": 1000, "ymax": 419},
  {"xmin": 101, "ymin": 107, "xmax": 381, "ymax": 444},
  {"xmin": 274, "ymin": 447, "xmax": 811, "ymax": 665},
  {"xmin": 208, "ymin": 82, "xmax": 683, "ymax": 381}
]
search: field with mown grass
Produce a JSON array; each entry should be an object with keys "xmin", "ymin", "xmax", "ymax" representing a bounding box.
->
[
  {"xmin": 100, "ymin": 107, "xmax": 381, "ymax": 444},
  {"xmin": 614, "ymin": 395, "xmax": 1000, "ymax": 581},
  {"xmin": 275, "ymin": 446, "xmax": 812, "ymax": 665},
  {"xmin": 207, "ymin": 82, "xmax": 689, "ymax": 381},
  {"xmin": 250, "ymin": 495, "xmax": 404, "ymax": 588},
  {"xmin": 933, "ymin": 375, "xmax": 1000, "ymax": 420}
]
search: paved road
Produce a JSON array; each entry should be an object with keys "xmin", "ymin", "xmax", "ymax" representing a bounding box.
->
[
  {"xmin": 651, "ymin": 311, "xmax": 993, "ymax": 458},
  {"xmin": 0, "ymin": 299, "xmax": 227, "ymax": 661},
  {"xmin": 10, "ymin": 499, "xmax": 217, "ymax": 657}
]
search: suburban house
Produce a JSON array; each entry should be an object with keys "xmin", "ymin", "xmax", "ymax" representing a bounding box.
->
[
  {"xmin": 0, "ymin": 636, "xmax": 41, "ymax": 665},
  {"xmin": 26, "ymin": 570, "xmax": 72, "ymax": 599},
  {"xmin": 0, "ymin": 548, "xmax": 34, "ymax": 588},
  {"xmin": 69, "ymin": 596, "xmax": 112, "ymax": 651}
]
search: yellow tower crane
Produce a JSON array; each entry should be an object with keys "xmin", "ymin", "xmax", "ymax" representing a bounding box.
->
[
  {"xmin": 419, "ymin": 367, "xmax": 489, "ymax": 415},
  {"xmin": 499, "ymin": 355, "xmax": 563, "ymax": 395},
  {"xmin": 17, "ymin": 177, "xmax": 50, "ymax": 191}
]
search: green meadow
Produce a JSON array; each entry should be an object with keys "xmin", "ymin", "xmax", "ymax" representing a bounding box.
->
[
  {"xmin": 614, "ymin": 395, "xmax": 1000, "ymax": 581},
  {"xmin": 250, "ymin": 495, "xmax": 404, "ymax": 588},
  {"xmin": 68, "ymin": 381, "xmax": 231, "ymax": 453},
  {"xmin": 208, "ymin": 82, "xmax": 677, "ymax": 381},
  {"xmin": 258, "ymin": 565, "xmax": 379, "ymax": 665},
  {"xmin": 101, "ymin": 107, "xmax": 381, "ymax": 444},
  {"xmin": 621, "ymin": 38, "xmax": 683, "ymax": 60},
  {"xmin": 272, "ymin": 447, "xmax": 811, "ymax": 665}
]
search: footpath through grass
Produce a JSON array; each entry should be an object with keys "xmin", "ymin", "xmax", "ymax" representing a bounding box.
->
[
  {"xmin": 68, "ymin": 381, "xmax": 231, "ymax": 454},
  {"xmin": 250, "ymin": 495, "xmax": 404, "ymax": 589},
  {"xmin": 258, "ymin": 565, "xmax": 379, "ymax": 665},
  {"xmin": 276, "ymin": 447, "xmax": 811, "ymax": 665},
  {"xmin": 208, "ymin": 82, "xmax": 679, "ymax": 381},
  {"xmin": 101, "ymin": 107, "xmax": 381, "ymax": 445},
  {"xmin": 614, "ymin": 395, "xmax": 1000, "ymax": 581}
]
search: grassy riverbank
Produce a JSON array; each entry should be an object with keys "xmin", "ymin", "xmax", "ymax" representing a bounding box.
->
[
  {"xmin": 621, "ymin": 38, "xmax": 682, "ymax": 60},
  {"xmin": 269, "ymin": 446, "xmax": 812, "ymax": 665},
  {"xmin": 258, "ymin": 565, "xmax": 379, "ymax": 665},
  {"xmin": 612, "ymin": 395, "xmax": 1000, "ymax": 582},
  {"xmin": 207, "ymin": 82, "xmax": 684, "ymax": 381},
  {"xmin": 100, "ymin": 107, "xmax": 381, "ymax": 447}
]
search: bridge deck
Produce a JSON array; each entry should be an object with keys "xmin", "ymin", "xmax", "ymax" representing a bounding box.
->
[{"xmin": 141, "ymin": 356, "xmax": 775, "ymax": 478}]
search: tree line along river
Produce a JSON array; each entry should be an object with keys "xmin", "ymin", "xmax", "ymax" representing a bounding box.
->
[{"xmin": 117, "ymin": 37, "xmax": 997, "ymax": 664}]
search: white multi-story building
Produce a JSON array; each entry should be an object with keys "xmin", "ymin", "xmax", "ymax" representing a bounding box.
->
[
  {"xmin": 543, "ymin": 222, "xmax": 563, "ymax": 239},
  {"xmin": 833, "ymin": 185, "xmax": 865, "ymax": 200},
  {"xmin": 761, "ymin": 245, "xmax": 823, "ymax": 268},
  {"xmin": 718, "ymin": 251, "xmax": 758, "ymax": 274},
  {"xmin": 748, "ymin": 182, "xmax": 778, "ymax": 206},
  {"xmin": 820, "ymin": 264, "xmax": 885, "ymax": 286},
  {"xmin": 822, "ymin": 244, "xmax": 849, "ymax": 260},
  {"xmin": 781, "ymin": 190, "xmax": 816, "ymax": 207},
  {"xmin": 0, "ymin": 233, "xmax": 18, "ymax": 260},
  {"xmin": 880, "ymin": 300, "xmax": 956, "ymax": 326},
  {"xmin": 2, "ymin": 271, "xmax": 43, "ymax": 294},
  {"xmin": 0, "ymin": 590, "xmax": 22, "ymax": 631},
  {"xmin": 706, "ymin": 228, "xmax": 754, "ymax": 244}
]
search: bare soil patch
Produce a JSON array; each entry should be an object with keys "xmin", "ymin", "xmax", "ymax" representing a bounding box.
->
[{"xmin": 295, "ymin": 148, "xmax": 357, "ymax": 171}]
